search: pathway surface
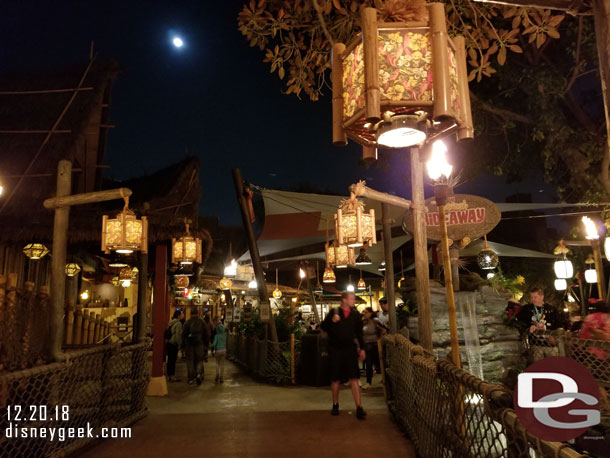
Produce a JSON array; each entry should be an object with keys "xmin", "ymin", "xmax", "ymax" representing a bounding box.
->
[{"xmin": 75, "ymin": 358, "xmax": 416, "ymax": 458}]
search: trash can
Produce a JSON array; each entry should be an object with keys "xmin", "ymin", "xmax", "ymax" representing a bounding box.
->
[{"xmin": 299, "ymin": 330, "xmax": 330, "ymax": 386}]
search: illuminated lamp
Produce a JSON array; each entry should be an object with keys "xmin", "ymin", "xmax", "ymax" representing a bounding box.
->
[
  {"xmin": 376, "ymin": 112, "xmax": 427, "ymax": 148},
  {"xmin": 80, "ymin": 290, "xmax": 89, "ymax": 301},
  {"xmin": 272, "ymin": 268, "xmax": 282, "ymax": 299},
  {"xmin": 219, "ymin": 277, "xmax": 233, "ymax": 289},
  {"xmin": 378, "ymin": 260, "xmax": 386, "ymax": 272},
  {"xmin": 357, "ymin": 271, "xmax": 366, "ymax": 291},
  {"xmin": 554, "ymin": 279, "xmax": 567, "ymax": 291},
  {"xmin": 323, "ymin": 265, "xmax": 336, "ymax": 284},
  {"xmin": 119, "ymin": 267, "xmax": 132, "ymax": 287},
  {"xmin": 65, "ymin": 263, "xmax": 81, "ymax": 277},
  {"xmin": 101, "ymin": 194, "xmax": 148, "ymax": 254},
  {"xmin": 326, "ymin": 242, "xmax": 355, "ymax": 268},
  {"xmin": 23, "ymin": 243, "xmax": 49, "ymax": 260},
  {"xmin": 334, "ymin": 196, "xmax": 376, "ymax": 248},
  {"xmin": 224, "ymin": 259, "xmax": 238, "ymax": 278},
  {"xmin": 172, "ymin": 221, "xmax": 202, "ymax": 265},
  {"xmin": 248, "ymin": 277, "xmax": 257, "ymax": 289},
  {"xmin": 553, "ymin": 241, "xmax": 573, "ymax": 279},
  {"xmin": 585, "ymin": 255, "xmax": 597, "ymax": 284},
  {"xmin": 477, "ymin": 236, "xmax": 498, "ymax": 270}
]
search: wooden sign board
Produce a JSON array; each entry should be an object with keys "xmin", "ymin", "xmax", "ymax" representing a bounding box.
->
[
  {"xmin": 259, "ymin": 300, "xmax": 271, "ymax": 323},
  {"xmin": 402, "ymin": 194, "xmax": 501, "ymax": 242}
]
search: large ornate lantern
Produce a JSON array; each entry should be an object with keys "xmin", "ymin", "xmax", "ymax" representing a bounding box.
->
[
  {"xmin": 65, "ymin": 263, "xmax": 81, "ymax": 277},
  {"xmin": 325, "ymin": 242, "xmax": 356, "ymax": 268},
  {"xmin": 334, "ymin": 196, "xmax": 376, "ymax": 248},
  {"xmin": 553, "ymin": 241, "xmax": 574, "ymax": 279},
  {"xmin": 23, "ymin": 243, "xmax": 49, "ymax": 260},
  {"xmin": 172, "ymin": 221, "xmax": 202, "ymax": 265},
  {"xmin": 332, "ymin": 3, "xmax": 473, "ymax": 161},
  {"xmin": 101, "ymin": 195, "xmax": 148, "ymax": 254}
]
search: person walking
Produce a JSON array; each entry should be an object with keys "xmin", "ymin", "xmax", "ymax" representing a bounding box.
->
[
  {"xmin": 515, "ymin": 286, "xmax": 567, "ymax": 362},
  {"xmin": 361, "ymin": 307, "xmax": 384, "ymax": 389},
  {"xmin": 211, "ymin": 321, "xmax": 227, "ymax": 383},
  {"xmin": 166, "ymin": 310, "xmax": 183, "ymax": 382},
  {"xmin": 320, "ymin": 291, "xmax": 367, "ymax": 419},
  {"xmin": 182, "ymin": 307, "xmax": 209, "ymax": 385},
  {"xmin": 377, "ymin": 297, "xmax": 390, "ymax": 330}
]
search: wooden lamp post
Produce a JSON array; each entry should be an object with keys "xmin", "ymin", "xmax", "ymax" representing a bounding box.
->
[{"xmin": 582, "ymin": 216, "xmax": 606, "ymax": 299}]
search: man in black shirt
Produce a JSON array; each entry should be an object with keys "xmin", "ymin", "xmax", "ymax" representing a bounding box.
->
[
  {"xmin": 515, "ymin": 287, "xmax": 567, "ymax": 361},
  {"xmin": 320, "ymin": 291, "xmax": 367, "ymax": 419}
]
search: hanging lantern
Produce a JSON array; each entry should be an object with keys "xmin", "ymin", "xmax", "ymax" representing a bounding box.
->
[
  {"xmin": 477, "ymin": 236, "xmax": 498, "ymax": 270},
  {"xmin": 331, "ymin": 3, "xmax": 473, "ymax": 161},
  {"xmin": 554, "ymin": 279, "xmax": 567, "ymax": 291},
  {"xmin": 109, "ymin": 255, "xmax": 129, "ymax": 268},
  {"xmin": 272, "ymin": 268, "xmax": 282, "ymax": 298},
  {"xmin": 101, "ymin": 194, "xmax": 148, "ymax": 254},
  {"xmin": 248, "ymin": 277, "xmax": 257, "ymax": 289},
  {"xmin": 398, "ymin": 276, "xmax": 406, "ymax": 289},
  {"xmin": 172, "ymin": 221, "xmax": 202, "ymax": 265},
  {"xmin": 553, "ymin": 241, "xmax": 574, "ymax": 279},
  {"xmin": 335, "ymin": 195, "xmax": 376, "ymax": 248},
  {"xmin": 357, "ymin": 273, "xmax": 366, "ymax": 291},
  {"xmin": 111, "ymin": 276, "xmax": 120, "ymax": 286},
  {"xmin": 355, "ymin": 247, "xmax": 372, "ymax": 265},
  {"xmin": 585, "ymin": 255, "xmax": 597, "ymax": 284},
  {"xmin": 131, "ymin": 267, "xmax": 139, "ymax": 280},
  {"xmin": 224, "ymin": 259, "xmax": 238, "ymax": 278},
  {"xmin": 219, "ymin": 277, "xmax": 233, "ymax": 289},
  {"xmin": 119, "ymin": 267, "xmax": 132, "ymax": 287},
  {"xmin": 80, "ymin": 290, "xmax": 89, "ymax": 301},
  {"xmin": 65, "ymin": 263, "xmax": 81, "ymax": 277},
  {"xmin": 314, "ymin": 261, "xmax": 324, "ymax": 293},
  {"xmin": 23, "ymin": 243, "xmax": 49, "ymax": 260},
  {"xmin": 346, "ymin": 274, "xmax": 355, "ymax": 292},
  {"xmin": 604, "ymin": 236, "xmax": 610, "ymax": 262},
  {"xmin": 325, "ymin": 242, "xmax": 355, "ymax": 268},
  {"xmin": 378, "ymin": 260, "xmax": 386, "ymax": 272},
  {"xmin": 323, "ymin": 265, "xmax": 336, "ymax": 283}
]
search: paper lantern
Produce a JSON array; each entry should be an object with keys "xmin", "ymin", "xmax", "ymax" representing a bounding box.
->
[
  {"xmin": 101, "ymin": 196, "xmax": 148, "ymax": 254},
  {"xmin": 357, "ymin": 277, "xmax": 366, "ymax": 291},
  {"xmin": 172, "ymin": 222, "xmax": 202, "ymax": 265},
  {"xmin": 553, "ymin": 258, "xmax": 574, "ymax": 279},
  {"xmin": 272, "ymin": 288, "xmax": 282, "ymax": 299},
  {"xmin": 554, "ymin": 279, "xmax": 567, "ymax": 291},
  {"xmin": 248, "ymin": 278, "xmax": 257, "ymax": 289},
  {"xmin": 331, "ymin": 3, "xmax": 473, "ymax": 160},
  {"xmin": 23, "ymin": 243, "xmax": 49, "ymax": 260},
  {"xmin": 605, "ymin": 237, "xmax": 610, "ymax": 262},
  {"xmin": 65, "ymin": 263, "xmax": 81, "ymax": 277},
  {"xmin": 219, "ymin": 277, "xmax": 233, "ymax": 289},
  {"xmin": 335, "ymin": 197, "xmax": 376, "ymax": 248},
  {"xmin": 119, "ymin": 266, "xmax": 133, "ymax": 287},
  {"xmin": 585, "ymin": 268, "xmax": 597, "ymax": 284}
]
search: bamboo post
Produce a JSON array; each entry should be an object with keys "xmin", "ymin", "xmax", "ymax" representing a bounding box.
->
[
  {"xmin": 450, "ymin": 247, "xmax": 460, "ymax": 292},
  {"xmin": 332, "ymin": 42, "xmax": 347, "ymax": 146},
  {"xmin": 65, "ymin": 302, "xmax": 74, "ymax": 345},
  {"xmin": 350, "ymin": 182, "xmax": 412, "ymax": 209},
  {"xmin": 50, "ymin": 159, "xmax": 72, "ymax": 360},
  {"xmin": 362, "ymin": 8, "xmax": 380, "ymax": 122},
  {"xmin": 454, "ymin": 35, "xmax": 474, "ymax": 141},
  {"xmin": 93, "ymin": 313, "xmax": 101, "ymax": 344},
  {"xmin": 303, "ymin": 263, "xmax": 321, "ymax": 323},
  {"xmin": 88, "ymin": 314, "xmax": 96, "ymax": 344},
  {"xmin": 43, "ymin": 187, "xmax": 132, "ymax": 209},
  {"xmin": 362, "ymin": 146, "xmax": 378, "ymax": 163},
  {"xmin": 382, "ymin": 203, "xmax": 397, "ymax": 334},
  {"xmin": 591, "ymin": 239, "xmax": 607, "ymax": 299},
  {"xmin": 136, "ymin": 251, "xmax": 148, "ymax": 342},
  {"xmin": 290, "ymin": 333, "xmax": 295, "ymax": 385},
  {"xmin": 73, "ymin": 305, "xmax": 83, "ymax": 345},
  {"xmin": 429, "ymin": 2, "xmax": 451, "ymax": 120},
  {"xmin": 377, "ymin": 338, "xmax": 387, "ymax": 401},
  {"xmin": 82, "ymin": 310, "xmax": 90, "ymax": 345},
  {"xmin": 410, "ymin": 147, "xmax": 433, "ymax": 351}
]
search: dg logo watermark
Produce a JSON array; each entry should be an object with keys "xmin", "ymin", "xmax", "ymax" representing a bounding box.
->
[{"xmin": 514, "ymin": 356, "xmax": 601, "ymax": 442}]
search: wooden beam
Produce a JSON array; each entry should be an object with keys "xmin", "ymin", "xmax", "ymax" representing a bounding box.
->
[
  {"xmin": 43, "ymin": 187, "xmax": 132, "ymax": 209},
  {"xmin": 0, "ymin": 87, "xmax": 94, "ymax": 95},
  {"xmin": 349, "ymin": 181, "xmax": 412, "ymax": 210}
]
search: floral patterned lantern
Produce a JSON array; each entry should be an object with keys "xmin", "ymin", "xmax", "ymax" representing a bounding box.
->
[
  {"xmin": 101, "ymin": 194, "xmax": 148, "ymax": 254},
  {"xmin": 331, "ymin": 3, "xmax": 473, "ymax": 160},
  {"xmin": 334, "ymin": 196, "xmax": 376, "ymax": 248},
  {"xmin": 172, "ymin": 221, "xmax": 202, "ymax": 265},
  {"xmin": 325, "ymin": 242, "xmax": 356, "ymax": 269}
]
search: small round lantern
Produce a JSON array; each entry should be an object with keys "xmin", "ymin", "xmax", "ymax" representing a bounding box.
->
[
  {"xmin": 219, "ymin": 277, "xmax": 233, "ymax": 289},
  {"xmin": 553, "ymin": 241, "xmax": 573, "ymax": 279},
  {"xmin": 323, "ymin": 265, "xmax": 336, "ymax": 283},
  {"xmin": 585, "ymin": 255, "xmax": 597, "ymax": 284},
  {"xmin": 272, "ymin": 288, "xmax": 282, "ymax": 299},
  {"xmin": 65, "ymin": 263, "xmax": 81, "ymax": 277}
]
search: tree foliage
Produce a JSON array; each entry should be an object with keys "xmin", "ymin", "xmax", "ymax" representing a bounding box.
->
[{"xmin": 238, "ymin": 0, "xmax": 606, "ymax": 202}]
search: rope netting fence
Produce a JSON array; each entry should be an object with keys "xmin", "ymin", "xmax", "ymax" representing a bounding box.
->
[
  {"xmin": 227, "ymin": 333, "xmax": 300, "ymax": 384},
  {"xmin": 0, "ymin": 341, "xmax": 150, "ymax": 458},
  {"xmin": 559, "ymin": 334, "xmax": 610, "ymax": 393},
  {"xmin": 382, "ymin": 334, "xmax": 591, "ymax": 458}
]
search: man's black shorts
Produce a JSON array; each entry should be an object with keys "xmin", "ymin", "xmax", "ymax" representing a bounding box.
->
[{"xmin": 329, "ymin": 344, "xmax": 360, "ymax": 382}]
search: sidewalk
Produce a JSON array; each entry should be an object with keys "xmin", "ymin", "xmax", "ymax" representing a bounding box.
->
[{"xmin": 75, "ymin": 358, "xmax": 416, "ymax": 458}]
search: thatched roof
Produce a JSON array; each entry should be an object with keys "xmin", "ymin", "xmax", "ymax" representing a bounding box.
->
[{"xmin": 0, "ymin": 60, "xmax": 120, "ymax": 221}]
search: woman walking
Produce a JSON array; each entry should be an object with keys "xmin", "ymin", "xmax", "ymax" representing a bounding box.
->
[
  {"xmin": 361, "ymin": 307, "xmax": 383, "ymax": 389},
  {"xmin": 211, "ymin": 321, "xmax": 227, "ymax": 383}
]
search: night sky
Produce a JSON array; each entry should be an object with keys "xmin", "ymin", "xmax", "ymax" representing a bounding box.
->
[{"xmin": 1, "ymin": 0, "xmax": 557, "ymax": 225}]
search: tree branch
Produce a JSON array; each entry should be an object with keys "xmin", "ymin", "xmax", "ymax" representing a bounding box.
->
[
  {"xmin": 470, "ymin": 92, "xmax": 535, "ymax": 124},
  {"xmin": 312, "ymin": 0, "xmax": 335, "ymax": 46}
]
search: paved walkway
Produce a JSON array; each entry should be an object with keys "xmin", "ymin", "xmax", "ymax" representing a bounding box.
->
[{"xmin": 76, "ymin": 359, "xmax": 416, "ymax": 458}]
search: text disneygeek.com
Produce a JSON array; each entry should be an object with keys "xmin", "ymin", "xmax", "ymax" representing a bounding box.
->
[{"xmin": 3, "ymin": 423, "xmax": 132, "ymax": 441}]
